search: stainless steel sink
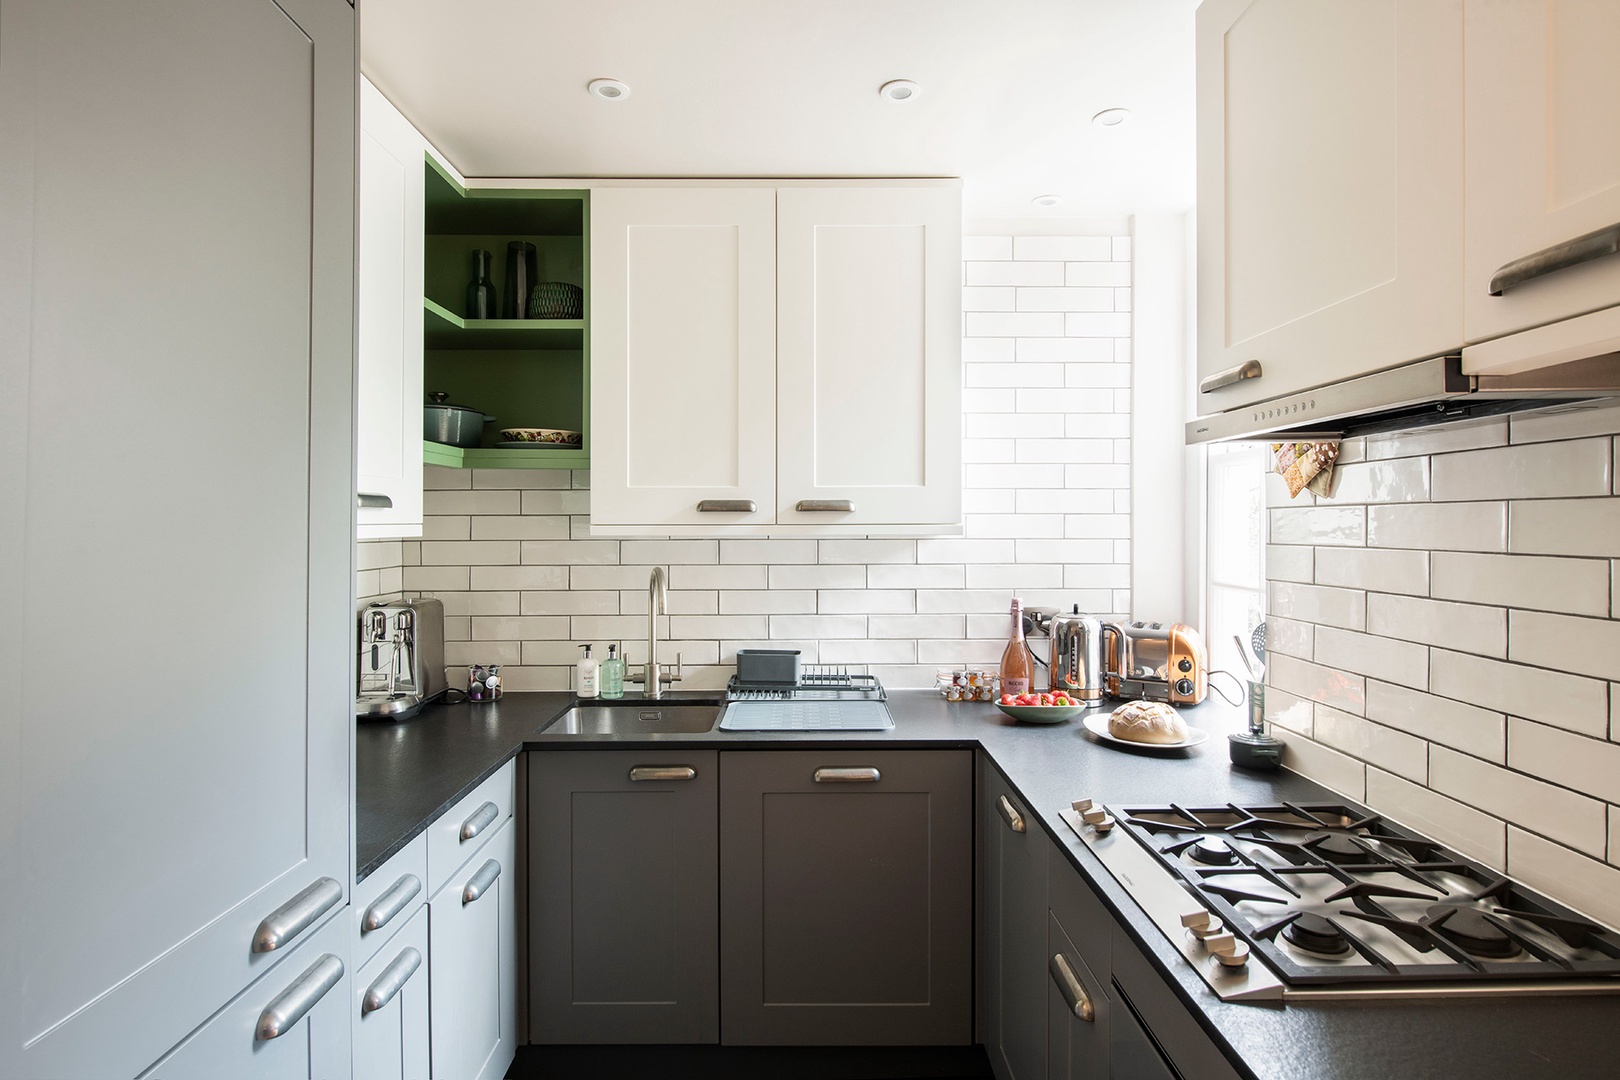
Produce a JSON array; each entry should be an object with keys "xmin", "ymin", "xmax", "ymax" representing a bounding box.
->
[{"xmin": 538, "ymin": 702, "xmax": 721, "ymax": 735}]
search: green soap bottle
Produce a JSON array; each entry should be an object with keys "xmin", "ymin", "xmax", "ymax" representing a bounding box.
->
[{"xmin": 600, "ymin": 642, "xmax": 625, "ymax": 699}]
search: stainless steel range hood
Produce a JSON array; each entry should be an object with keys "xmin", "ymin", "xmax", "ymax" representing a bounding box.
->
[{"xmin": 1185, "ymin": 352, "xmax": 1620, "ymax": 444}]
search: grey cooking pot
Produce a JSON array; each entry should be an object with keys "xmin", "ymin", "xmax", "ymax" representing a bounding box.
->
[{"xmin": 424, "ymin": 392, "xmax": 495, "ymax": 448}]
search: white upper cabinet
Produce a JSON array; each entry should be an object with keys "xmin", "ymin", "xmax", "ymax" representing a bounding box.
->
[
  {"xmin": 776, "ymin": 186, "xmax": 962, "ymax": 529},
  {"xmin": 590, "ymin": 182, "xmax": 962, "ymax": 535},
  {"xmin": 1461, "ymin": 0, "xmax": 1620, "ymax": 364},
  {"xmin": 357, "ymin": 77, "xmax": 425, "ymax": 537},
  {"xmin": 1195, "ymin": 0, "xmax": 1464, "ymax": 412}
]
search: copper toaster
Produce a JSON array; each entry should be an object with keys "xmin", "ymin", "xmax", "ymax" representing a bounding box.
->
[{"xmin": 1104, "ymin": 621, "xmax": 1209, "ymax": 705}]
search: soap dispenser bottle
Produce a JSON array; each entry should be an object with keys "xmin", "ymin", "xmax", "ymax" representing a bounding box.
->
[
  {"xmin": 600, "ymin": 642, "xmax": 625, "ymax": 699},
  {"xmin": 576, "ymin": 644, "xmax": 599, "ymax": 699}
]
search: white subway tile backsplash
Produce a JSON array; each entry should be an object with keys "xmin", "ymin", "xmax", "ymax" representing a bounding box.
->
[
  {"xmin": 962, "ymin": 286, "xmax": 1016, "ymax": 312},
  {"xmin": 817, "ymin": 639, "xmax": 919, "ymax": 665},
  {"xmin": 668, "ymin": 614, "xmax": 771, "ymax": 639},
  {"xmin": 1367, "ymin": 593, "xmax": 1506, "ymax": 658},
  {"xmin": 471, "ymin": 468, "xmax": 571, "ymax": 490},
  {"xmin": 868, "ymin": 564, "xmax": 965, "ymax": 590},
  {"xmin": 867, "ymin": 614, "xmax": 966, "ymax": 639},
  {"xmin": 521, "ymin": 539, "xmax": 618, "ymax": 565},
  {"xmin": 1263, "ymin": 686, "xmax": 1314, "ymax": 736},
  {"xmin": 915, "ymin": 639, "xmax": 1003, "ymax": 665},
  {"xmin": 1313, "ymin": 706, "xmax": 1428, "ymax": 782},
  {"xmin": 770, "ymin": 564, "xmax": 867, "ymax": 589},
  {"xmin": 470, "ymin": 565, "xmax": 570, "ymax": 591},
  {"xmin": 1509, "ymin": 609, "xmax": 1620, "ymax": 680},
  {"xmin": 817, "ymin": 589, "xmax": 915, "ymax": 614},
  {"xmin": 421, "ymin": 540, "xmax": 521, "ymax": 566},
  {"xmin": 1015, "ymin": 439, "xmax": 1113, "ymax": 464},
  {"xmin": 470, "ymin": 616, "xmax": 569, "ymax": 641},
  {"xmin": 1016, "ymin": 287, "xmax": 1115, "ymax": 312},
  {"xmin": 917, "ymin": 589, "xmax": 1025, "ymax": 614},
  {"xmin": 1312, "ymin": 547, "xmax": 1428, "ymax": 595},
  {"xmin": 965, "ymin": 363, "xmax": 1063, "ymax": 389},
  {"xmin": 619, "ymin": 539, "xmax": 718, "ymax": 565},
  {"xmin": 1268, "ymin": 581, "xmax": 1367, "ymax": 630},
  {"xmin": 569, "ymin": 564, "xmax": 663, "ymax": 590},
  {"xmin": 818, "ymin": 539, "xmax": 916, "ymax": 564},
  {"xmin": 1429, "ymin": 551, "xmax": 1609, "ymax": 617},
  {"xmin": 670, "ymin": 564, "xmax": 768, "ymax": 591},
  {"xmin": 1365, "ymin": 417, "xmax": 1508, "ymax": 460},
  {"xmin": 1508, "ymin": 498, "xmax": 1620, "ymax": 557},
  {"xmin": 767, "ymin": 614, "xmax": 867, "ymax": 639},
  {"xmin": 427, "ymin": 591, "xmax": 520, "ymax": 617},
  {"xmin": 1429, "ymin": 746, "xmax": 1607, "ymax": 856},
  {"xmin": 1060, "ymin": 563, "xmax": 1130, "ymax": 589},
  {"xmin": 1320, "ymin": 457, "xmax": 1431, "ymax": 504},
  {"xmin": 1266, "ymin": 545, "xmax": 1314, "ymax": 584},
  {"xmin": 1016, "ymin": 538, "xmax": 1114, "ymax": 564},
  {"xmin": 916, "ymin": 538, "xmax": 1015, "ymax": 564},
  {"xmin": 470, "ymin": 515, "xmax": 569, "ymax": 541},
  {"xmin": 962, "ymin": 563, "xmax": 1061, "ymax": 590},
  {"xmin": 966, "ymin": 413, "xmax": 1065, "ymax": 440},
  {"xmin": 964, "ymin": 513, "xmax": 1065, "ymax": 539},
  {"xmin": 518, "ymin": 489, "xmax": 591, "ymax": 515},
  {"xmin": 1062, "ymin": 364, "xmax": 1132, "ymax": 389},
  {"xmin": 1014, "ymin": 235, "xmax": 1112, "ymax": 261},
  {"xmin": 423, "ymin": 489, "xmax": 522, "ymax": 516},
  {"xmin": 966, "ymin": 311, "xmax": 1065, "ymax": 337},
  {"xmin": 962, "ymin": 235, "xmax": 1013, "ymax": 261},
  {"xmin": 518, "ymin": 591, "xmax": 619, "ymax": 616},
  {"xmin": 1364, "ymin": 680, "xmax": 1506, "ymax": 762},
  {"xmin": 403, "ymin": 565, "xmax": 471, "ymax": 592},
  {"xmin": 1509, "ymin": 401, "xmax": 1620, "ymax": 443},
  {"xmin": 1367, "ymin": 502, "xmax": 1507, "ymax": 552},
  {"xmin": 1267, "ymin": 653, "xmax": 1366, "ymax": 715},
  {"xmin": 1266, "ymin": 616, "xmax": 1313, "ymax": 660},
  {"xmin": 1429, "ymin": 648, "xmax": 1608, "ymax": 737},
  {"xmin": 421, "ymin": 515, "xmax": 471, "ymax": 541},
  {"xmin": 1313, "ymin": 626, "xmax": 1427, "ymax": 690},
  {"xmin": 620, "ymin": 589, "xmax": 717, "ymax": 616},
  {"xmin": 964, "ymin": 261, "xmax": 1064, "ymax": 286},
  {"xmin": 1431, "ymin": 438, "xmax": 1612, "ymax": 501},
  {"xmin": 720, "ymin": 539, "xmax": 817, "ymax": 565},
  {"xmin": 718, "ymin": 590, "xmax": 817, "ymax": 615},
  {"xmin": 964, "ymin": 463, "xmax": 1067, "ymax": 489},
  {"xmin": 1366, "ymin": 769, "xmax": 1507, "ymax": 871},
  {"xmin": 1507, "ymin": 718, "xmax": 1620, "ymax": 805},
  {"xmin": 962, "ymin": 337, "xmax": 1015, "ymax": 363},
  {"xmin": 1063, "ymin": 261, "xmax": 1132, "ymax": 287},
  {"xmin": 423, "ymin": 465, "xmax": 472, "ymax": 489},
  {"xmin": 1268, "ymin": 505, "xmax": 1366, "ymax": 547},
  {"xmin": 1507, "ymin": 828, "xmax": 1620, "ymax": 930},
  {"xmin": 1279, "ymin": 736, "xmax": 1366, "ymax": 801},
  {"xmin": 1015, "ymin": 336, "xmax": 1116, "ymax": 363}
]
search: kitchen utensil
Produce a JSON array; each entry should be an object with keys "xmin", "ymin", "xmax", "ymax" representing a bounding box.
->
[
  {"xmin": 424, "ymin": 392, "xmax": 495, "ymax": 447},
  {"xmin": 497, "ymin": 427, "xmax": 581, "ymax": 445},
  {"xmin": 1047, "ymin": 606, "xmax": 1118, "ymax": 704},
  {"xmin": 465, "ymin": 248, "xmax": 497, "ymax": 319},
  {"xmin": 527, "ymin": 281, "xmax": 583, "ymax": 319},
  {"xmin": 503, "ymin": 240, "xmax": 537, "ymax": 319},
  {"xmin": 996, "ymin": 702, "xmax": 1085, "ymax": 724},
  {"xmin": 1082, "ymin": 713, "xmax": 1209, "ymax": 748},
  {"xmin": 1227, "ymin": 731, "xmax": 1282, "ymax": 768},
  {"xmin": 356, "ymin": 597, "xmax": 447, "ymax": 721},
  {"xmin": 1103, "ymin": 621, "xmax": 1209, "ymax": 705}
]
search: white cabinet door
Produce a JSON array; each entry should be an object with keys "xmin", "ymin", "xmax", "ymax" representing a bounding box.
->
[
  {"xmin": 0, "ymin": 1, "xmax": 355, "ymax": 1076},
  {"xmin": 1196, "ymin": 0, "xmax": 1463, "ymax": 411},
  {"xmin": 357, "ymin": 76, "xmax": 425, "ymax": 537},
  {"xmin": 589, "ymin": 187, "xmax": 778, "ymax": 528},
  {"xmin": 353, "ymin": 906, "xmax": 431, "ymax": 1080},
  {"xmin": 429, "ymin": 816, "xmax": 518, "ymax": 1080},
  {"xmin": 1462, "ymin": 0, "xmax": 1620, "ymax": 354},
  {"xmin": 776, "ymin": 185, "xmax": 962, "ymax": 529},
  {"xmin": 139, "ymin": 913, "xmax": 351, "ymax": 1080}
]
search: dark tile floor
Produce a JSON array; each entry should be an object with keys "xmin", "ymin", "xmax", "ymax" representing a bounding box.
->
[{"xmin": 508, "ymin": 1044, "xmax": 994, "ymax": 1080}]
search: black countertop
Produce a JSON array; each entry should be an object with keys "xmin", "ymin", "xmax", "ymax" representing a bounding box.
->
[{"xmin": 356, "ymin": 690, "xmax": 1620, "ymax": 1080}]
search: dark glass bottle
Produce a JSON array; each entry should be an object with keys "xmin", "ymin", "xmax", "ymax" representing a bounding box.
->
[
  {"xmin": 465, "ymin": 249, "xmax": 497, "ymax": 320},
  {"xmin": 503, "ymin": 241, "xmax": 538, "ymax": 319}
]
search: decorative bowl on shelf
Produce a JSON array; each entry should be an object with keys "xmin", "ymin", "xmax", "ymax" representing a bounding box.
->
[
  {"xmin": 498, "ymin": 427, "xmax": 582, "ymax": 446},
  {"xmin": 527, "ymin": 282, "xmax": 583, "ymax": 319}
]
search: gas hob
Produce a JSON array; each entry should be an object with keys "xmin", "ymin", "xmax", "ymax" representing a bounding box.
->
[{"xmin": 1064, "ymin": 800, "xmax": 1620, "ymax": 1002}]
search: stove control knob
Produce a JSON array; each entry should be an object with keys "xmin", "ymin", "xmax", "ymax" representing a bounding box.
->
[
  {"xmin": 1180, "ymin": 910, "xmax": 1226, "ymax": 940},
  {"xmin": 1207, "ymin": 934, "xmax": 1250, "ymax": 968},
  {"xmin": 1072, "ymin": 799, "xmax": 1093, "ymax": 813},
  {"xmin": 1079, "ymin": 805, "xmax": 1116, "ymax": 833}
]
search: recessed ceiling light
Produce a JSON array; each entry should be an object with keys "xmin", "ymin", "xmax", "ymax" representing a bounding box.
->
[
  {"xmin": 879, "ymin": 79, "xmax": 921, "ymax": 102},
  {"xmin": 1031, "ymin": 194, "xmax": 1062, "ymax": 208},
  {"xmin": 588, "ymin": 78, "xmax": 631, "ymax": 101},
  {"xmin": 1092, "ymin": 108, "xmax": 1130, "ymax": 127}
]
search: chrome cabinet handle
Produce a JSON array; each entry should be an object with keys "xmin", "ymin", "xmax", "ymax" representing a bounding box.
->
[
  {"xmin": 814, "ymin": 767, "xmax": 880, "ymax": 783},
  {"xmin": 460, "ymin": 801, "xmax": 499, "ymax": 842},
  {"xmin": 255, "ymin": 954, "xmax": 344, "ymax": 1041},
  {"xmin": 1049, "ymin": 952, "xmax": 1095, "ymax": 1022},
  {"xmin": 997, "ymin": 794, "xmax": 1026, "ymax": 833},
  {"xmin": 252, "ymin": 877, "xmax": 343, "ymax": 953},
  {"xmin": 462, "ymin": 859, "xmax": 501, "ymax": 905},
  {"xmin": 796, "ymin": 499, "xmax": 855, "ymax": 512},
  {"xmin": 361, "ymin": 874, "xmax": 422, "ymax": 934},
  {"xmin": 697, "ymin": 499, "xmax": 757, "ymax": 513},
  {"xmin": 1490, "ymin": 221, "xmax": 1620, "ymax": 295},
  {"xmin": 360, "ymin": 947, "xmax": 422, "ymax": 1016},
  {"xmin": 1198, "ymin": 360, "xmax": 1262, "ymax": 395},
  {"xmin": 357, "ymin": 493, "xmax": 393, "ymax": 509},
  {"xmin": 629, "ymin": 765, "xmax": 697, "ymax": 782}
]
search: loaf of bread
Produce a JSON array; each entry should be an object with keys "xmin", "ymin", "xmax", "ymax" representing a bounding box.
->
[{"xmin": 1108, "ymin": 700, "xmax": 1188, "ymax": 744}]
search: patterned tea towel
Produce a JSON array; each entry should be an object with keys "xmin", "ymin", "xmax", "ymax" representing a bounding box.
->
[{"xmin": 1271, "ymin": 441, "xmax": 1340, "ymax": 499}]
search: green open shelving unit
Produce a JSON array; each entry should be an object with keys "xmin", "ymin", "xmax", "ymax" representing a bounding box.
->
[{"xmin": 421, "ymin": 155, "xmax": 588, "ymax": 470}]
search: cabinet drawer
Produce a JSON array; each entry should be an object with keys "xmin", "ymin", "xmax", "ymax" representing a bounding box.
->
[
  {"xmin": 1047, "ymin": 911, "xmax": 1107, "ymax": 1080},
  {"xmin": 427, "ymin": 759, "xmax": 514, "ymax": 897},
  {"xmin": 430, "ymin": 815, "xmax": 519, "ymax": 1080},
  {"xmin": 1110, "ymin": 924, "xmax": 1243, "ymax": 1080},
  {"xmin": 1047, "ymin": 850, "xmax": 1110, "ymax": 980},
  {"xmin": 354, "ymin": 832, "xmax": 427, "ymax": 968},
  {"xmin": 353, "ymin": 905, "xmax": 430, "ymax": 1080}
]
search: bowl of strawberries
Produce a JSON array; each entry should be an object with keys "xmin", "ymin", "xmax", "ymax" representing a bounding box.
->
[{"xmin": 996, "ymin": 690, "xmax": 1086, "ymax": 724}]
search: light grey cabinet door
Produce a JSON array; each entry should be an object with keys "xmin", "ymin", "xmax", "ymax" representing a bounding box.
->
[
  {"xmin": 720, "ymin": 750, "xmax": 973, "ymax": 1046},
  {"xmin": 353, "ymin": 906, "xmax": 430, "ymax": 1080},
  {"xmin": 529, "ymin": 750, "xmax": 720, "ymax": 1044},
  {"xmin": 0, "ymin": 2, "xmax": 355, "ymax": 1077},
  {"xmin": 984, "ymin": 765, "xmax": 1049, "ymax": 1080},
  {"xmin": 429, "ymin": 815, "xmax": 518, "ymax": 1080}
]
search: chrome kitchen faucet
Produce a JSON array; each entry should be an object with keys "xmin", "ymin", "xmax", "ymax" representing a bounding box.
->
[{"xmin": 627, "ymin": 566, "xmax": 681, "ymax": 699}]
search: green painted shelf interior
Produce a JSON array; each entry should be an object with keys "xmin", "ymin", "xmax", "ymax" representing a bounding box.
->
[{"xmin": 422, "ymin": 158, "xmax": 588, "ymax": 469}]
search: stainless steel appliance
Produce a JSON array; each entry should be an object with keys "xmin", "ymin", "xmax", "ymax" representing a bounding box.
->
[
  {"xmin": 1046, "ymin": 607, "xmax": 1115, "ymax": 705},
  {"xmin": 1063, "ymin": 800, "xmax": 1620, "ymax": 1001},
  {"xmin": 356, "ymin": 598, "xmax": 447, "ymax": 721},
  {"xmin": 1104, "ymin": 621, "xmax": 1209, "ymax": 705},
  {"xmin": 423, "ymin": 392, "xmax": 494, "ymax": 448},
  {"xmin": 718, "ymin": 666, "xmax": 893, "ymax": 731}
]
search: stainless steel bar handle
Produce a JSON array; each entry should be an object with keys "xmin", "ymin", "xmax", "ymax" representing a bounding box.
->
[
  {"xmin": 357, "ymin": 493, "xmax": 393, "ymax": 509},
  {"xmin": 796, "ymin": 499, "xmax": 856, "ymax": 512},
  {"xmin": 697, "ymin": 499, "xmax": 757, "ymax": 513},
  {"xmin": 997, "ymin": 794, "xmax": 1026, "ymax": 833},
  {"xmin": 360, "ymin": 947, "xmax": 422, "ymax": 1016},
  {"xmin": 255, "ymin": 953, "xmax": 344, "ymax": 1041},
  {"xmin": 814, "ymin": 767, "xmax": 881, "ymax": 783},
  {"xmin": 460, "ymin": 801, "xmax": 499, "ymax": 842},
  {"xmin": 629, "ymin": 765, "xmax": 697, "ymax": 782},
  {"xmin": 462, "ymin": 859, "xmax": 502, "ymax": 905},
  {"xmin": 1049, "ymin": 952, "xmax": 1095, "ymax": 1022},
  {"xmin": 252, "ymin": 877, "xmax": 343, "ymax": 953},
  {"xmin": 361, "ymin": 874, "xmax": 422, "ymax": 934},
  {"xmin": 1490, "ymin": 221, "xmax": 1620, "ymax": 295},
  {"xmin": 1198, "ymin": 360, "xmax": 1262, "ymax": 395}
]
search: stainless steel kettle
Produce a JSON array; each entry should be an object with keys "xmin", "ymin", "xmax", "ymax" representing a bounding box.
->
[{"xmin": 1047, "ymin": 606, "xmax": 1118, "ymax": 705}]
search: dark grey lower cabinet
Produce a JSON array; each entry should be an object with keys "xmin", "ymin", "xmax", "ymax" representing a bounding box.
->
[
  {"xmin": 719, "ymin": 750, "xmax": 974, "ymax": 1045},
  {"xmin": 984, "ymin": 763, "xmax": 1050, "ymax": 1080},
  {"xmin": 1047, "ymin": 913, "xmax": 1108, "ymax": 1079},
  {"xmin": 528, "ymin": 750, "xmax": 719, "ymax": 1043}
]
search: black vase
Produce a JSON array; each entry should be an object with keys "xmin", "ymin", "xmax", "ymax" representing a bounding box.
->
[
  {"xmin": 465, "ymin": 249, "xmax": 497, "ymax": 320},
  {"xmin": 503, "ymin": 241, "xmax": 538, "ymax": 319}
]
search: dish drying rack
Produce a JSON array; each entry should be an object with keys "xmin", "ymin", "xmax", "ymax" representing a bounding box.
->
[{"xmin": 725, "ymin": 665, "xmax": 887, "ymax": 702}]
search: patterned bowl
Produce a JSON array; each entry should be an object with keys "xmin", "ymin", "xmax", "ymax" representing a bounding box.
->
[
  {"xmin": 527, "ymin": 282, "xmax": 583, "ymax": 319},
  {"xmin": 498, "ymin": 428, "xmax": 582, "ymax": 446}
]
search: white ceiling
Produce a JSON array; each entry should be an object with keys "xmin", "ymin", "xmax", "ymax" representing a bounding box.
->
[{"xmin": 361, "ymin": 0, "xmax": 1197, "ymax": 220}]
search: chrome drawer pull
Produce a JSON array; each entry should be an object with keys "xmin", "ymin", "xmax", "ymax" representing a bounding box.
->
[
  {"xmin": 256, "ymin": 954, "xmax": 344, "ymax": 1041},
  {"xmin": 252, "ymin": 877, "xmax": 343, "ymax": 953},
  {"xmin": 361, "ymin": 874, "xmax": 422, "ymax": 934},
  {"xmin": 357, "ymin": 493, "xmax": 393, "ymax": 509},
  {"xmin": 1490, "ymin": 221, "xmax": 1620, "ymax": 295},
  {"xmin": 997, "ymin": 794, "xmax": 1026, "ymax": 833},
  {"xmin": 1198, "ymin": 360, "xmax": 1262, "ymax": 395},
  {"xmin": 814, "ymin": 767, "xmax": 880, "ymax": 783},
  {"xmin": 462, "ymin": 859, "xmax": 502, "ymax": 905},
  {"xmin": 460, "ymin": 801, "xmax": 499, "ymax": 842},
  {"xmin": 796, "ymin": 499, "xmax": 855, "ymax": 512},
  {"xmin": 629, "ymin": 766, "xmax": 697, "ymax": 782},
  {"xmin": 697, "ymin": 499, "xmax": 757, "ymax": 513},
  {"xmin": 1049, "ymin": 952, "xmax": 1095, "ymax": 1022},
  {"xmin": 360, "ymin": 947, "xmax": 422, "ymax": 1016}
]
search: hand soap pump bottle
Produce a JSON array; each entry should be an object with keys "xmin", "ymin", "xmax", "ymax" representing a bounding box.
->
[
  {"xmin": 600, "ymin": 642, "xmax": 625, "ymax": 699},
  {"xmin": 576, "ymin": 644, "xmax": 599, "ymax": 699}
]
